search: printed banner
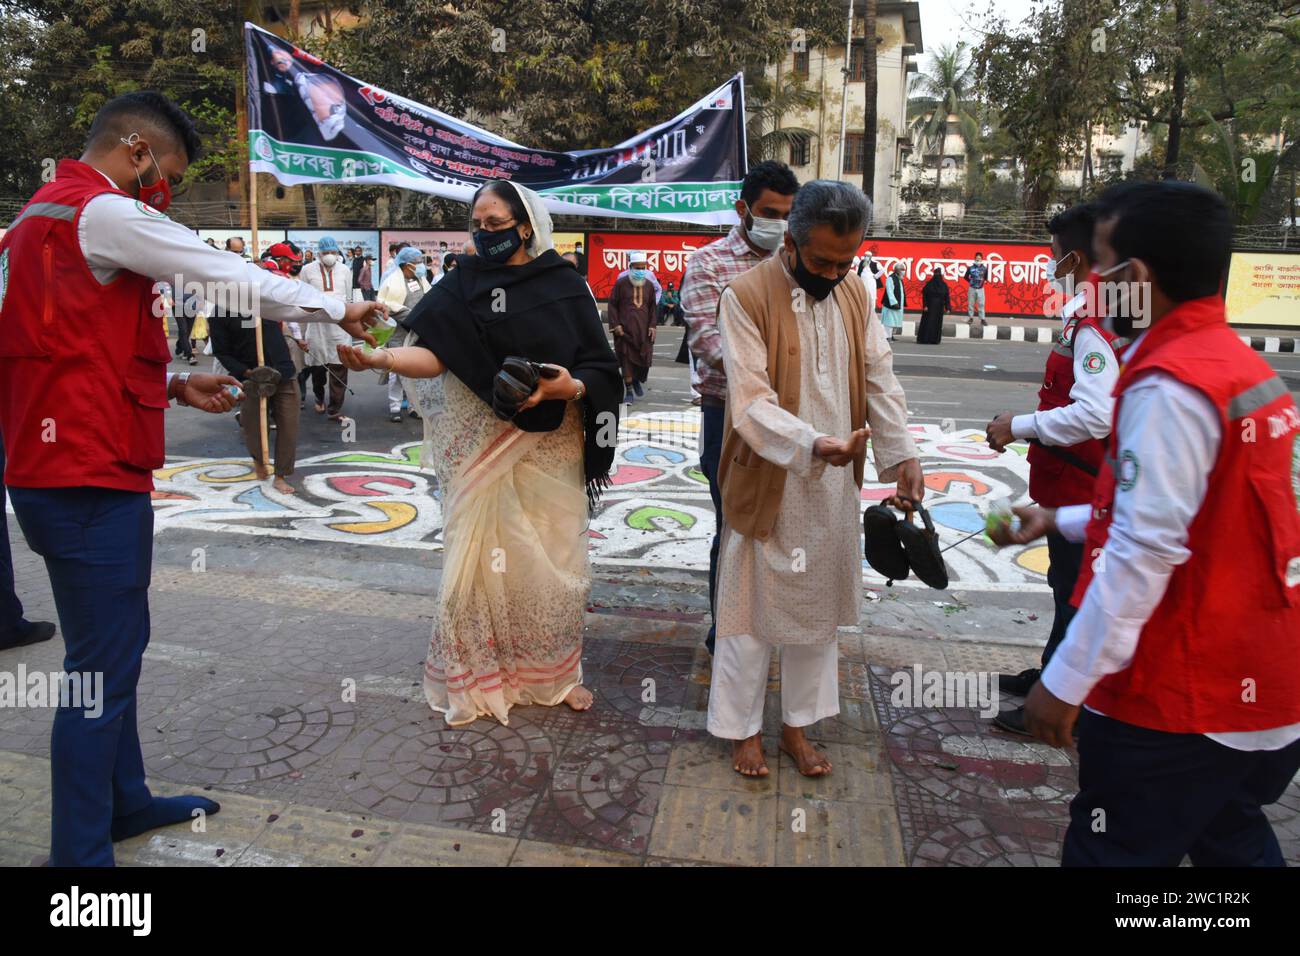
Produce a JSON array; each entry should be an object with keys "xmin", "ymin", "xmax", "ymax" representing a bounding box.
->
[
  {"xmin": 858, "ymin": 239, "xmax": 1054, "ymax": 318},
  {"xmin": 379, "ymin": 231, "xmax": 469, "ymax": 272},
  {"xmin": 244, "ymin": 23, "xmax": 746, "ymax": 224},
  {"xmin": 1225, "ymin": 251, "xmax": 1300, "ymax": 328},
  {"xmin": 286, "ymin": 229, "xmax": 381, "ymax": 261},
  {"xmin": 588, "ymin": 231, "xmax": 720, "ymax": 299}
]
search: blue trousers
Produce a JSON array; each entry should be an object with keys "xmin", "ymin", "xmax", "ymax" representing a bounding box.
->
[
  {"xmin": 8, "ymin": 485, "xmax": 155, "ymax": 866},
  {"xmin": 0, "ymin": 442, "xmax": 27, "ymax": 638},
  {"xmin": 698, "ymin": 402, "xmax": 725, "ymax": 654},
  {"xmin": 1064, "ymin": 710, "xmax": 1300, "ymax": 867}
]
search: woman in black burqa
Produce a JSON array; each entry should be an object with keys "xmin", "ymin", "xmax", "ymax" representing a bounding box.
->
[
  {"xmin": 336, "ymin": 180, "xmax": 621, "ymax": 726},
  {"xmin": 917, "ymin": 267, "xmax": 951, "ymax": 345}
]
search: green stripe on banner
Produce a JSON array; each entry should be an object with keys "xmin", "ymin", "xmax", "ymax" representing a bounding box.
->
[
  {"xmin": 540, "ymin": 182, "xmax": 742, "ymax": 216},
  {"xmin": 249, "ymin": 130, "xmax": 424, "ymax": 183}
]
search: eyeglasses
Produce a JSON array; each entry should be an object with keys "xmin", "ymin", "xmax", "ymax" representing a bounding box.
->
[{"xmin": 473, "ymin": 217, "xmax": 517, "ymax": 232}]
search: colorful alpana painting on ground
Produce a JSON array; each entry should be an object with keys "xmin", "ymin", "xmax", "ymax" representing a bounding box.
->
[{"xmin": 145, "ymin": 413, "xmax": 1044, "ymax": 591}]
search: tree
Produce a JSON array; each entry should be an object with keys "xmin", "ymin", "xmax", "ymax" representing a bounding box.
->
[
  {"xmin": 975, "ymin": 0, "xmax": 1124, "ymax": 212},
  {"xmin": 0, "ymin": 0, "xmax": 241, "ymax": 201},
  {"xmin": 861, "ymin": 0, "xmax": 877, "ymax": 201},
  {"xmin": 313, "ymin": 0, "xmax": 842, "ymax": 223},
  {"xmin": 745, "ymin": 75, "xmax": 819, "ymax": 163},
  {"xmin": 908, "ymin": 43, "xmax": 979, "ymax": 209}
]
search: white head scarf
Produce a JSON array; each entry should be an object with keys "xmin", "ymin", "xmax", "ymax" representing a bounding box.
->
[{"xmin": 500, "ymin": 181, "xmax": 555, "ymax": 256}]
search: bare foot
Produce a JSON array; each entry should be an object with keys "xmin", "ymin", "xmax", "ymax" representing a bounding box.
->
[
  {"xmin": 731, "ymin": 733, "xmax": 769, "ymax": 777},
  {"xmin": 272, "ymin": 476, "xmax": 295, "ymax": 494},
  {"xmin": 253, "ymin": 462, "xmax": 270, "ymax": 480},
  {"xmin": 779, "ymin": 724, "xmax": 832, "ymax": 777},
  {"xmin": 314, "ymin": 402, "xmax": 325, "ymax": 414},
  {"xmin": 563, "ymin": 685, "xmax": 594, "ymax": 711}
]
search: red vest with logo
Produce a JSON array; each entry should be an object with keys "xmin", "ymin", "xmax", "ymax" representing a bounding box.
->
[
  {"xmin": 1070, "ymin": 296, "xmax": 1300, "ymax": 733},
  {"xmin": 1027, "ymin": 304, "xmax": 1125, "ymax": 507},
  {"xmin": 0, "ymin": 160, "xmax": 170, "ymax": 493}
]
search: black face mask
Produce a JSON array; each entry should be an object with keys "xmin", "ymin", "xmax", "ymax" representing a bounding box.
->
[
  {"xmin": 289, "ymin": 263, "xmax": 303, "ymax": 276},
  {"xmin": 790, "ymin": 246, "xmax": 847, "ymax": 302},
  {"xmin": 474, "ymin": 225, "xmax": 524, "ymax": 263}
]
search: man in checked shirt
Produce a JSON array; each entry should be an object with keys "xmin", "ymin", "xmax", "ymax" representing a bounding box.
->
[{"xmin": 681, "ymin": 160, "xmax": 799, "ymax": 654}]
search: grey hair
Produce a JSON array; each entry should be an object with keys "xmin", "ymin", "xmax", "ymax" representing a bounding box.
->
[{"xmin": 787, "ymin": 180, "xmax": 871, "ymax": 246}]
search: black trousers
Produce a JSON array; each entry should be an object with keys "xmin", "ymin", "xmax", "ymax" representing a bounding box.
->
[
  {"xmin": 1065, "ymin": 711, "xmax": 1300, "ymax": 866},
  {"xmin": 173, "ymin": 312, "xmax": 193, "ymax": 359},
  {"xmin": 1042, "ymin": 530, "xmax": 1084, "ymax": 668}
]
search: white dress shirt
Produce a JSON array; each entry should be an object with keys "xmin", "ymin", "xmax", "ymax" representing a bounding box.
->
[
  {"xmin": 78, "ymin": 167, "xmax": 348, "ymax": 396},
  {"xmin": 1011, "ymin": 294, "xmax": 1118, "ymax": 446},
  {"xmin": 299, "ymin": 259, "xmax": 356, "ymax": 364},
  {"xmin": 1047, "ymin": 366, "xmax": 1300, "ymax": 750},
  {"xmin": 79, "ymin": 170, "xmax": 345, "ymax": 325}
]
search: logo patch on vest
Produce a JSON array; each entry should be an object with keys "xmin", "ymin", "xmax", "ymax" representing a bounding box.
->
[
  {"xmin": 1118, "ymin": 450, "xmax": 1140, "ymax": 491},
  {"xmin": 134, "ymin": 200, "xmax": 167, "ymax": 219},
  {"xmin": 1058, "ymin": 323, "xmax": 1075, "ymax": 348},
  {"xmin": 1287, "ymin": 556, "xmax": 1300, "ymax": 589},
  {"xmin": 0, "ymin": 248, "xmax": 8, "ymax": 313},
  {"xmin": 1082, "ymin": 352, "xmax": 1106, "ymax": 374}
]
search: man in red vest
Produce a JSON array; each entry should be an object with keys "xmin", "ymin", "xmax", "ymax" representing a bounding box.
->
[
  {"xmin": 993, "ymin": 180, "xmax": 1300, "ymax": 866},
  {"xmin": 0, "ymin": 91, "xmax": 384, "ymax": 866},
  {"xmin": 984, "ymin": 203, "xmax": 1125, "ymax": 735}
]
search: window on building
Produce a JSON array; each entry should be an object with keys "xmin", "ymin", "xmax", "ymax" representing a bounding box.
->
[
  {"xmin": 848, "ymin": 40, "xmax": 866, "ymax": 82},
  {"xmin": 789, "ymin": 133, "xmax": 811, "ymax": 167},
  {"xmin": 844, "ymin": 132, "xmax": 865, "ymax": 174},
  {"xmin": 793, "ymin": 49, "xmax": 809, "ymax": 79}
]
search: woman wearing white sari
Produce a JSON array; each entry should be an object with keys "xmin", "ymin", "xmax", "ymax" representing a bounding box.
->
[{"xmin": 337, "ymin": 182, "xmax": 622, "ymax": 725}]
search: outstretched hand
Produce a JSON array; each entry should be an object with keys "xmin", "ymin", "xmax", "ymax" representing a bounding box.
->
[
  {"xmin": 337, "ymin": 343, "xmax": 385, "ymax": 372},
  {"xmin": 340, "ymin": 300, "xmax": 389, "ymax": 347},
  {"xmin": 179, "ymin": 373, "xmax": 242, "ymax": 414},
  {"xmin": 813, "ymin": 427, "xmax": 869, "ymax": 467},
  {"xmin": 988, "ymin": 505, "xmax": 1057, "ymax": 547}
]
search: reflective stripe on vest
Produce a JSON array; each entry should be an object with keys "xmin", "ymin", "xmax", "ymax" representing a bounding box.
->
[
  {"xmin": 1227, "ymin": 376, "xmax": 1289, "ymax": 420},
  {"xmin": 8, "ymin": 201, "xmax": 78, "ymax": 230}
]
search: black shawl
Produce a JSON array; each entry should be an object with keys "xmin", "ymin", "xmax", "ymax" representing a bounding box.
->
[{"xmin": 400, "ymin": 249, "xmax": 623, "ymax": 507}]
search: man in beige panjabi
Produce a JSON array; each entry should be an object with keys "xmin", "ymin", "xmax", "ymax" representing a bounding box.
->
[{"xmin": 709, "ymin": 180, "xmax": 925, "ymax": 778}]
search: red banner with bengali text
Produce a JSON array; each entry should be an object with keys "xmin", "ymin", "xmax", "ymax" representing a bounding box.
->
[
  {"xmin": 588, "ymin": 233, "xmax": 1055, "ymax": 316},
  {"xmin": 858, "ymin": 239, "xmax": 1053, "ymax": 318},
  {"xmin": 588, "ymin": 231, "xmax": 720, "ymax": 299}
]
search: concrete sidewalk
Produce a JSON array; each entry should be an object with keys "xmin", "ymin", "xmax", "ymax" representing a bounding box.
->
[{"xmin": 2, "ymin": 525, "xmax": 1298, "ymax": 867}]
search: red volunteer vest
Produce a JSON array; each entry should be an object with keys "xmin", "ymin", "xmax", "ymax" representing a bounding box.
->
[
  {"xmin": 1071, "ymin": 296, "xmax": 1300, "ymax": 733},
  {"xmin": 0, "ymin": 159, "xmax": 170, "ymax": 492},
  {"xmin": 1027, "ymin": 303, "xmax": 1125, "ymax": 507}
]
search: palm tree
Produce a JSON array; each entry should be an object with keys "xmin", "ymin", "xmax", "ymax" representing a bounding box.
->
[
  {"xmin": 908, "ymin": 43, "xmax": 980, "ymax": 210},
  {"xmin": 745, "ymin": 75, "xmax": 820, "ymax": 165}
]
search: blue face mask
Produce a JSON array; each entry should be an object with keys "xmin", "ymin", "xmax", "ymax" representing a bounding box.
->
[
  {"xmin": 630, "ymin": 268, "xmax": 647, "ymax": 281},
  {"xmin": 414, "ymin": 263, "xmax": 427, "ymax": 279}
]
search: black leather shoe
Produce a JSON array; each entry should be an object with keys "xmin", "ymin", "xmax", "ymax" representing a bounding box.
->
[
  {"xmin": 999, "ymin": 667, "xmax": 1041, "ymax": 696},
  {"xmin": 993, "ymin": 706, "xmax": 1033, "ymax": 736},
  {"xmin": 0, "ymin": 620, "xmax": 57, "ymax": 650}
]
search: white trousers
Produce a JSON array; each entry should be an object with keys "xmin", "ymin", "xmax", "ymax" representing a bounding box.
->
[
  {"xmin": 387, "ymin": 373, "xmax": 406, "ymax": 413},
  {"xmin": 706, "ymin": 634, "xmax": 839, "ymax": 740}
]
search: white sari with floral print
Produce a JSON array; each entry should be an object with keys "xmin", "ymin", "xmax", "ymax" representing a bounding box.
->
[{"xmin": 405, "ymin": 365, "xmax": 589, "ymax": 726}]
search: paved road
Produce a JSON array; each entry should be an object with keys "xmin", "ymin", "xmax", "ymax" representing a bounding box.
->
[{"xmin": 165, "ymin": 324, "xmax": 1300, "ymax": 459}]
